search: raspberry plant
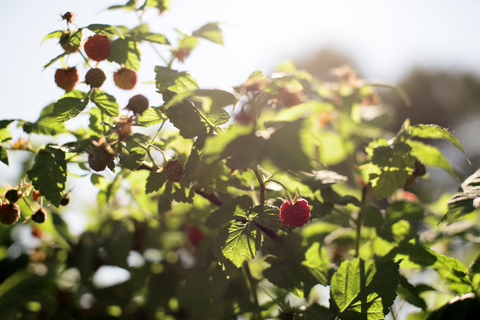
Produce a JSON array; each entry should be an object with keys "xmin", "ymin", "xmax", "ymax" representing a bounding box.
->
[{"xmin": 0, "ymin": 2, "xmax": 479, "ymax": 320}]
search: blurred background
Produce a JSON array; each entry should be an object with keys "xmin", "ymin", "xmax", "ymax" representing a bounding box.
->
[{"xmin": 1, "ymin": 0, "xmax": 480, "ymax": 227}]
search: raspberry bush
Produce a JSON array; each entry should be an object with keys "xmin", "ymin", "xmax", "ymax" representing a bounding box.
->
[{"xmin": 0, "ymin": 2, "xmax": 479, "ymax": 320}]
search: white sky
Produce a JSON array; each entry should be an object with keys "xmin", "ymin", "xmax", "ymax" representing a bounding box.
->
[{"xmin": 1, "ymin": 0, "xmax": 480, "ymax": 122}]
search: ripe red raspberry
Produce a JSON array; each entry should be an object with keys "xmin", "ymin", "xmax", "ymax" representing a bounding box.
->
[
  {"xmin": 125, "ymin": 94, "xmax": 149, "ymax": 116},
  {"xmin": 88, "ymin": 138, "xmax": 115, "ymax": 172},
  {"xmin": 84, "ymin": 34, "xmax": 111, "ymax": 61},
  {"xmin": 162, "ymin": 160, "xmax": 185, "ymax": 182},
  {"xmin": 31, "ymin": 208, "xmax": 47, "ymax": 224},
  {"xmin": 187, "ymin": 225, "xmax": 206, "ymax": 248},
  {"xmin": 114, "ymin": 67, "xmax": 137, "ymax": 90},
  {"xmin": 55, "ymin": 67, "xmax": 79, "ymax": 91},
  {"xmin": 280, "ymin": 193, "xmax": 310, "ymax": 227},
  {"xmin": 85, "ymin": 68, "xmax": 106, "ymax": 88},
  {"xmin": 0, "ymin": 202, "xmax": 20, "ymax": 225}
]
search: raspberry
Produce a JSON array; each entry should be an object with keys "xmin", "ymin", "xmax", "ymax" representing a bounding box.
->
[
  {"xmin": 114, "ymin": 67, "xmax": 137, "ymax": 90},
  {"xmin": 59, "ymin": 33, "xmax": 80, "ymax": 53},
  {"xmin": 187, "ymin": 225, "xmax": 206, "ymax": 248},
  {"xmin": 0, "ymin": 202, "xmax": 20, "ymax": 225},
  {"xmin": 61, "ymin": 12, "xmax": 74, "ymax": 23},
  {"xmin": 31, "ymin": 190, "xmax": 41, "ymax": 202},
  {"xmin": 84, "ymin": 34, "xmax": 111, "ymax": 62},
  {"xmin": 31, "ymin": 208, "xmax": 47, "ymax": 224},
  {"xmin": 234, "ymin": 106, "xmax": 254, "ymax": 126},
  {"xmin": 125, "ymin": 94, "xmax": 149, "ymax": 116},
  {"xmin": 280, "ymin": 194, "xmax": 310, "ymax": 227},
  {"xmin": 60, "ymin": 193, "xmax": 70, "ymax": 206},
  {"xmin": 163, "ymin": 159, "xmax": 185, "ymax": 182},
  {"xmin": 55, "ymin": 67, "xmax": 79, "ymax": 91},
  {"xmin": 171, "ymin": 48, "xmax": 190, "ymax": 63},
  {"xmin": 4, "ymin": 189, "xmax": 21, "ymax": 204},
  {"xmin": 88, "ymin": 138, "xmax": 115, "ymax": 172},
  {"xmin": 85, "ymin": 68, "xmax": 106, "ymax": 88}
]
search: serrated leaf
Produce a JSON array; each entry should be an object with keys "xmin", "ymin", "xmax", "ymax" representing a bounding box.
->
[
  {"xmin": 321, "ymin": 186, "xmax": 361, "ymax": 207},
  {"xmin": 90, "ymin": 91, "xmax": 119, "ymax": 117},
  {"xmin": 86, "ymin": 24, "xmax": 124, "ymax": 38},
  {"xmin": 108, "ymin": 38, "xmax": 141, "ymax": 71},
  {"xmin": 53, "ymin": 97, "xmax": 89, "ymax": 123},
  {"xmin": 26, "ymin": 145, "xmax": 67, "ymax": 207},
  {"xmin": 119, "ymin": 147, "xmax": 146, "ymax": 170},
  {"xmin": 425, "ymin": 293, "xmax": 480, "ymax": 320},
  {"xmin": 43, "ymin": 52, "xmax": 67, "ymax": 69},
  {"xmin": 386, "ymin": 201, "xmax": 424, "ymax": 222},
  {"xmin": 23, "ymin": 104, "xmax": 67, "ymax": 136},
  {"xmin": 0, "ymin": 120, "xmax": 14, "ymax": 142},
  {"xmin": 164, "ymin": 101, "xmax": 209, "ymax": 139},
  {"xmin": 252, "ymin": 205, "xmax": 290, "ymax": 234},
  {"xmin": 205, "ymin": 195, "xmax": 252, "ymax": 230},
  {"xmin": 192, "ymin": 23, "xmax": 223, "ymax": 45},
  {"xmin": 193, "ymin": 89, "xmax": 237, "ymax": 112},
  {"xmin": 329, "ymin": 258, "xmax": 399, "ymax": 320},
  {"xmin": 299, "ymin": 170, "xmax": 348, "ymax": 192},
  {"xmin": 132, "ymin": 32, "xmax": 169, "ymax": 45},
  {"xmin": 0, "ymin": 146, "xmax": 8, "ymax": 166},
  {"xmin": 407, "ymin": 140, "xmax": 460, "ymax": 181},
  {"xmin": 367, "ymin": 141, "xmax": 416, "ymax": 200},
  {"xmin": 69, "ymin": 28, "xmax": 83, "ymax": 47},
  {"xmin": 408, "ymin": 124, "xmax": 470, "ymax": 164},
  {"xmin": 301, "ymin": 242, "xmax": 333, "ymax": 286},
  {"xmin": 213, "ymin": 222, "xmax": 262, "ymax": 270},
  {"xmin": 137, "ymin": 106, "xmax": 166, "ymax": 127},
  {"xmin": 41, "ymin": 30, "xmax": 63, "ymax": 43},
  {"xmin": 145, "ymin": 170, "xmax": 166, "ymax": 194},
  {"xmin": 266, "ymin": 120, "xmax": 312, "ymax": 172},
  {"xmin": 155, "ymin": 66, "xmax": 199, "ymax": 94}
]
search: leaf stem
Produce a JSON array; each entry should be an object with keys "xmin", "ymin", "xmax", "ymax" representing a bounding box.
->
[
  {"xmin": 354, "ymin": 185, "xmax": 370, "ymax": 258},
  {"xmin": 244, "ymin": 261, "xmax": 261, "ymax": 320},
  {"xmin": 253, "ymin": 166, "xmax": 265, "ymax": 207}
]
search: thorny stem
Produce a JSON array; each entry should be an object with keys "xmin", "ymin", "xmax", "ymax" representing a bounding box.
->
[
  {"xmin": 354, "ymin": 185, "xmax": 370, "ymax": 258},
  {"xmin": 78, "ymin": 50, "xmax": 92, "ymax": 68},
  {"xmin": 244, "ymin": 262, "xmax": 261, "ymax": 320}
]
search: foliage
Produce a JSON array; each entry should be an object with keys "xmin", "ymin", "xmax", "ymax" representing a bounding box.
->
[{"xmin": 0, "ymin": 2, "xmax": 479, "ymax": 320}]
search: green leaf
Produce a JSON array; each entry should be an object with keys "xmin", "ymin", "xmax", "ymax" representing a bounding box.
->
[
  {"xmin": 132, "ymin": 32, "xmax": 169, "ymax": 45},
  {"xmin": 205, "ymin": 195, "xmax": 252, "ymax": 230},
  {"xmin": 41, "ymin": 30, "xmax": 63, "ymax": 43},
  {"xmin": 367, "ymin": 141, "xmax": 416, "ymax": 200},
  {"xmin": 408, "ymin": 124, "xmax": 470, "ymax": 164},
  {"xmin": 69, "ymin": 28, "xmax": 83, "ymax": 47},
  {"xmin": 330, "ymin": 258, "xmax": 399, "ymax": 320},
  {"xmin": 164, "ymin": 101, "xmax": 212, "ymax": 139},
  {"xmin": 90, "ymin": 91, "xmax": 119, "ymax": 117},
  {"xmin": 386, "ymin": 201, "xmax": 424, "ymax": 222},
  {"xmin": 359, "ymin": 82, "xmax": 411, "ymax": 107},
  {"xmin": 108, "ymin": 38, "xmax": 141, "ymax": 71},
  {"xmin": 321, "ymin": 186, "xmax": 361, "ymax": 207},
  {"xmin": 212, "ymin": 222, "xmax": 262, "ymax": 272},
  {"xmin": 396, "ymin": 275, "xmax": 429, "ymax": 310},
  {"xmin": 155, "ymin": 66, "xmax": 199, "ymax": 94},
  {"xmin": 192, "ymin": 23, "xmax": 224, "ymax": 45},
  {"xmin": 119, "ymin": 147, "xmax": 146, "ymax": 170},
  {"xmin": 145, "ymin": 170, "xmax": 166, "ymax": 194},
  {"xmin": 0, "ymin": 120, "xmax": 14, "ymax": 142},
  {"xmin": 193, "ymin": 89, "xmax": 238, "ymax": 112},
  {"xmin": 142, "ymin": 0, "xmax": 172, "ymax": 12},
  {"xmin": 0, "ymin": 146, "xmax": 8, "ymax": 166},
  {"xmin": 26, "ymin": 145, "xmax": 67, "ymax": 207},
  {"xmin": 137, "ymin": 106, "xmax": 166, "ymax": 127},
  {"xmin": 86, "ymin": 24, "xmax": 124, "ymax": 38},
  {"xmin": 425, "ymin": 293, "xmax": 480, "ymax": 320},
  {"xmin": 301, "ymin": 242, "xmax": 333, "ymax": 286},
  {"xmin": 53, "ymin": 97, "xmax": 89, "ymax": 123},
  {"xmin": 251, "ymin": 205, "xmax": 290, "ymax": 234},
  {"xmin": 407, "ymin": 140, "xmax": 460, "ymax": 180},
  {"xmin": 266, "ymin": 120, "xmax": 312, "ymax": 172},
  {"xmin": 23, "ymin": 104, "xmax": 68, "ymax": 136},
  {"xmin": 298, "ymin": 170, "xmax": 348, "ymax": 192},
  {"xmin": 43, "ymin": 52, "xmax": 68, "ymax": 69}
]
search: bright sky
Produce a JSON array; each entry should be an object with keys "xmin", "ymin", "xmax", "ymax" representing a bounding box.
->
[{"xmin": 2, "ymin": 0, "xmax": 480, "ymax": 122}]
